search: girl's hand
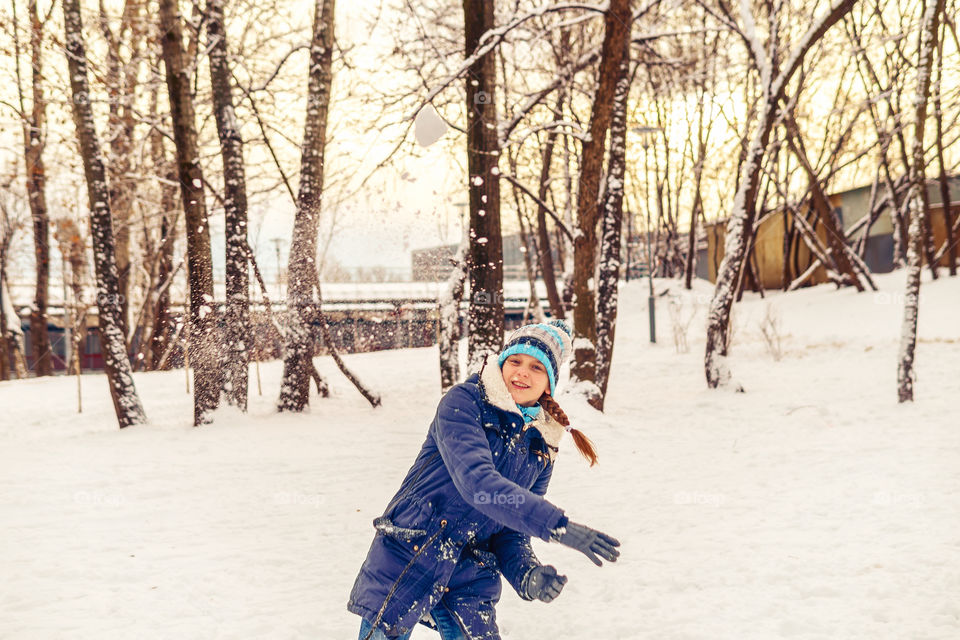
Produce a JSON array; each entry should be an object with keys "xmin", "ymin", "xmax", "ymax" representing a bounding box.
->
[
  {"xmin": 523, "ymin": 564, "xmax": 568, "ymax": 602},
  {"xmin": 551, "ymin": 520, "xmax": 621, "ymax": 566}
]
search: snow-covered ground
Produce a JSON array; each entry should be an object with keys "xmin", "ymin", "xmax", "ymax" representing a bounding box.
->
[{"xmin": 1, "ymin": 271, "xmax": 958, "ymax": 639}]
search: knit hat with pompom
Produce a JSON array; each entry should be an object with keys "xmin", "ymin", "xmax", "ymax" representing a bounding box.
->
[{"xmin": 496, "ymin": 319, "xmax": 573, "ymax": 395}]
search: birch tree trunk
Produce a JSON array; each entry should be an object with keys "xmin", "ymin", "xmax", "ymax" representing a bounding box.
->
[
  {"xmin": 17, "ymin": 0, "xmax": 52, "ymax": 376},
  {"xmin": 595, "ymin": 50, "xmax": 632, "ymax": 410},
  {"xmin": 463, "ymin": 0, "xmax": 504, "ymax": 371},
  {"xmin": 63, "ymin": 0, "xmax": 146, "ymax": 427},
  {"xmin": 159, "ymin": 0, "xmax": 220, "ymax": 425},
  {"xmin": 98, "ymin": 0, "xmax": 143, "ymax": 340},
  {"xmin": 570, "ymin": 0, "xmax": 632, "ymax": 405},
  {"xmin": 278, "ymin": 0, "xmax": 335, "ymax": 412},
  {"xmin": 898, "ymin": 0, "xmax": 945, "ymax": 402},
  {"xmin": 208, "ymin": 0, "xmax": 251, "ymax": 410}
]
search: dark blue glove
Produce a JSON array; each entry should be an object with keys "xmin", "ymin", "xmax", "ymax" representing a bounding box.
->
[
  {"xmin": 550, "ymin": 517, "xmax": 621, "ymax": 566},
  {"xmin": 522, "ymin": 564, "xmax": 568, "ymax": 602}
]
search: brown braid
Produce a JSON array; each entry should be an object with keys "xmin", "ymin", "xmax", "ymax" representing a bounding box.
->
[{"xmin": 539, "ymin": 392, "xmax": 599, "ymax": 467}]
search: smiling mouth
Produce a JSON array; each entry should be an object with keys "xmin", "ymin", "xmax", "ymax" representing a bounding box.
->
[{"xmin": 511, "ymin": 382, "xmax": 530, "ymax": 390}]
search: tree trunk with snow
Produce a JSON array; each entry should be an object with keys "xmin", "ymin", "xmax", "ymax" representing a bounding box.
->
[
  {"xmin": 704, "ymin": 0, "xmax": 858, "ymax": 388},
  {"xmin": 595, "ymin": 50, "xmax": 631, "ymax": 411},
  {"xmin": 63, "ymin": 0, "xmax": 146, "ymax": 428},
  {"xmin": 898, "ymin": 0, "xmax": 945, "ymax": 402},
  {"xmin": 208, "ymin": 0, "xmax": 251, "ymax": 410},
  {"xmin": 17, "ymin": 0, "xmax": 52, "ymax": 376},
  {"xmin": 463, "ymin": 0, "xmax": 504, "ymax": 371},
  {"xmin": 277, "ymin": 0, "xmax": 335, "ymax": 412},
  {"xmin": 570, "ymin": 0, "xmax": 632, "ymax": 405},
  {"xmin": 439, "ymin": 232, "xmax": 469, "ymax": 393},
  {"xmin": 98, "ymin": 0, "xmax": 144, "ymax": 341},
  {"xmin": 159, "ymin": 0, "xmax": 220, "ymax": 425}
]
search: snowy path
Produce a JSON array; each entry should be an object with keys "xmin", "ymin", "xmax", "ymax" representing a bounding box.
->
[{"xmin": 1, "ymin": 273, "xmax": 958, "ymax": 639}]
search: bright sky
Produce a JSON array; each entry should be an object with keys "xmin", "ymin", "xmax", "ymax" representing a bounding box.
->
[
  {"xmin": 0, "ymin": 0, "xmax": 468, "ymax": 285},
  {"xmin": 243, "ymin": 0, "xmax": 468, "ymax": 279}
]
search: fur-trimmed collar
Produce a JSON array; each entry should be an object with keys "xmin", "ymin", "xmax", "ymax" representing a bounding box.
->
[{"xmin": 476, "ymin": 354, "xmax": 565, "ymax": 462}]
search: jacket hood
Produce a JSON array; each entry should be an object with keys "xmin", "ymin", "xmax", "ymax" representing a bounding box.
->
[{"xmin": 476, "ymin": 353, "xmax": 566, "ymax": 461}]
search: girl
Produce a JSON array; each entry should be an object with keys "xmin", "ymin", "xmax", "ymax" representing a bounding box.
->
[{"xmin": 348, "ymin": 319, "xmax": 621, "ymax": 640}]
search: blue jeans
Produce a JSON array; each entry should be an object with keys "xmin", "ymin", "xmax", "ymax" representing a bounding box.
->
[{"xmin": 357, "ymin": 606, "xmax": 468, "ymax": 639}]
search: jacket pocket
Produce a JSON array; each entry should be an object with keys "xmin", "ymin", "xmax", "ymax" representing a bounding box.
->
[{"xmin": 386, "ymin": 494, "xmax": 435, "ymax": 532}]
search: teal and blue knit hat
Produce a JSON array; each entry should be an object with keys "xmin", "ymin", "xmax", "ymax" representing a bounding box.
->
[{"xmin": 497, "ymin": 319, "xmax": 573, "ymax": 395}]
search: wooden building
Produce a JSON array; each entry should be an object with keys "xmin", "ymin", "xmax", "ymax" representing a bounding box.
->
[{"xmin": 700, "ymin": 178, "xmax": 960, "ymax": 290}]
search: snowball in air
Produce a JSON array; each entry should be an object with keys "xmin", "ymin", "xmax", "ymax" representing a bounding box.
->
[{"xmin": 415, "ymin": 105, "xmax": 448, "ymax": 147}]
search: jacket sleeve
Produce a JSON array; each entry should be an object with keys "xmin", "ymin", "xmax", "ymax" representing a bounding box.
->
[
  {"xmin": 489, "ymin": 462, "xmax": 554, "ymax": 600},
  {"xmin": 430, "ymin": 383, "xmax": 565, "ymax": 541}
]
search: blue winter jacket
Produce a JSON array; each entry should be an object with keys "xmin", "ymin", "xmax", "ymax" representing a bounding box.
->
[{"xmin": 347, "ymin": 353, "xmax": 568, "ymax": 638}]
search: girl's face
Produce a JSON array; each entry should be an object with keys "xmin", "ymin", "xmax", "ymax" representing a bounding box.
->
[{"xmin": 501, "ymin": 353, "xmax": 550, "ymax": 406}]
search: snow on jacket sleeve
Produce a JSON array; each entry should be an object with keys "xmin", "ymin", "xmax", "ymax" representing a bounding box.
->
[
  {"xmin": 489, "ymin": 461, "xmax": 554, "ymax": 600},
  {"xmin": 431, "ymin": 383, "xmax": 565, "ymax": 541}
]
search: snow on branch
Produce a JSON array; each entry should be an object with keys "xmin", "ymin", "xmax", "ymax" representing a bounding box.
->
[
  {"xmin": 408, "ymin": 2, "xmax": 609, "ymax": 121},
  {"xmin": 771, "ymin": 0, "xmax": 859, "ymax": 99},
  {"xmin": 738, "ymin": 0, "xmax": 770, "ymax": 85},
  {"xmin": 498, "ymin": 46, "xmax": 601, "ymax": 146}
]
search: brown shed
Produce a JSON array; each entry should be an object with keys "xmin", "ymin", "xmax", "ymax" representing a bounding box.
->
[
  {"xmin": 701, "ymin": 177, "xmax": 960, "ymax": 290},
  {"xmin": 704, "ymin": 209, "xmax": 833, "ymax": 290}
]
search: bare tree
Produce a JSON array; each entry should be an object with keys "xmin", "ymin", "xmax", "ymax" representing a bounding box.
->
[
  {"xmin": 570, "ymin": 0, "xmax": 632, "ymax": 407},
  {"xmin": 208, "ymin": 0, "xmax": 251, "ymax": 409},
  {"xmin": 63, "ymin": 0, "xmax": 146, "ymax": 428},
  {"xmin": 463, "ymin": 0, "xmax": 505, "ymax": 370},
  {"xmin": 702, "ymin": 0, "xmax": 859, "ymax": 389},
  {"xmin": 595, "ymin": 50, "xmax": 633, "ymax": 409},
  {"xmin": 159, "ymin": 0, "xmax": 220, "ymax": 424},
  {"xmin": 98, "ymin": 0, "xmax": 146, "ymax": 340},
  {"xmin": 278, "ymin": 0, "xmax": 335, "ymax": 412},
  {"xmin": 898, "ymin": 0, "xmax": 946, "ymax": 402},
  {"xmin": 12, "ymin": 0, "xmax": 52, "ymax": 376}
]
